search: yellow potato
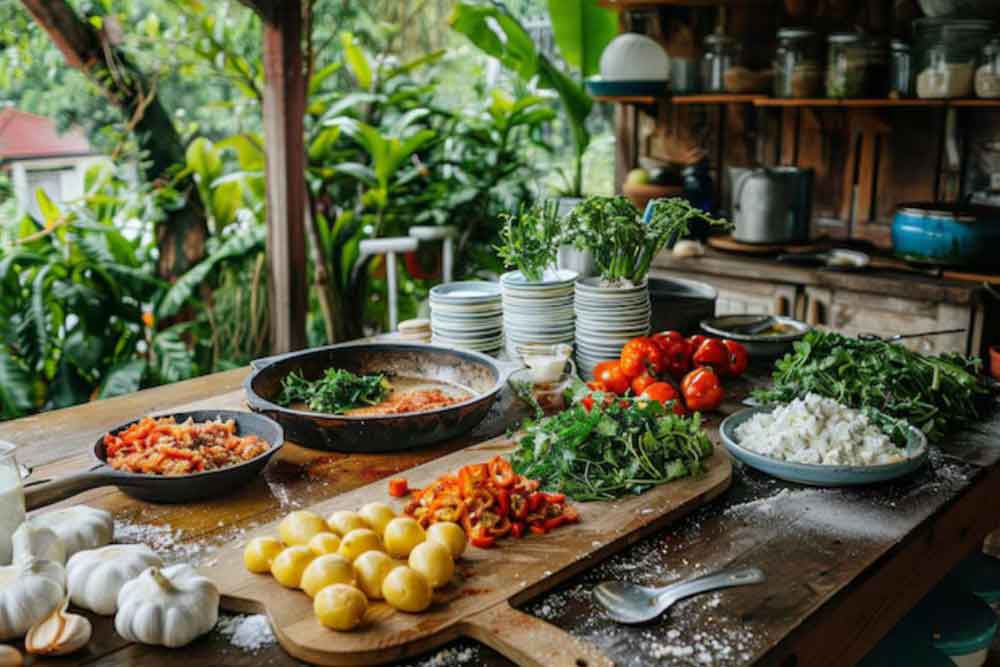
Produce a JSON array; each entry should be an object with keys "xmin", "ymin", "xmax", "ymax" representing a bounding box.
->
[
  {"xmin": 425, "ymin": 522, "xmax": 466, "ymax": 558},
  {"xmin": 314, "ymin": 583, "xmax": 367, "ymax": 631},
  {"xmin": 352, "ymin": 550, "xmax": 398, "ymax": 599},
  {"xmin": 408, "ymin": 540, "xmax": 454, "ymax": 588},
  {"xmin": 358, "ymin": 502, "xmax": 396, "ymax": 534},
  {"xmin": 279, "ymin": 510, "xmax": 328, "ymax": 546},
  {"xmin": 243, "ymin": 536, "xmax": 283, "ymax": 574},
  {"xmin": 383, "ymin": 517, "xmax": 425, "ymax": 559},
  {"xmin": 338, "ymin": 529, "xmax": 383, "ymax": 562},
  {"xmin": 308, "ymin": 532, "xmax": 342, "ymax": 556},
  {"xmin": 327, "ymin": 510, "xmax": 368, "ymax": 536},
  {"xmin": 301, "ymin": 554, "xmax": 355, "ymax": 598},
  {"xmin": 381, "ymin": 566, "xmax": 432, "ymax": 613},
  {"xmin": 271, "ymin": 545, "xmax": 315, "ymax": 589}
]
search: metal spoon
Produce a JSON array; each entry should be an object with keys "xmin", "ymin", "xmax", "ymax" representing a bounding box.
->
[
  {"xmin": 858, "ymin": 328, "xmax": 965, "ymax": 342},
  {"xmin": 593, "ymin": 567, "xmax": 766, "ymax": 625}
]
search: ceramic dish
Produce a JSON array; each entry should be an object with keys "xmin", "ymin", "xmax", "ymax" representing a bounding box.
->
[
  {"xmin": 719, "ymin": 407, "xmax": 928, "ymax": 486},
  {"xmin": 700, "ymin": 315, "xmax": 810, "ymax": 359},
  {"xmin": 429, "ymin": 281, "xmax": 501, "ymax": 303}
]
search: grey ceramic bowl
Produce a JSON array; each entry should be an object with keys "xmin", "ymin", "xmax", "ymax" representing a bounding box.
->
[{"xmin": 700, "ymin": 314, "xmax": 811, "ymax": 359}]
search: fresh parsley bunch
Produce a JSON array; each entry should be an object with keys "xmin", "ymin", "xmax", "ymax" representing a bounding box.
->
[
  {"xmin": 564, "ymin": 195, "xmax": 728, "ymax": 285},
  {"xmin": 510, "ymin": 398, "xmax": 714, "ymax": 501},
  {"xmin": 495, "ymin": 200, "xmax": 562, "ymax": 282}
]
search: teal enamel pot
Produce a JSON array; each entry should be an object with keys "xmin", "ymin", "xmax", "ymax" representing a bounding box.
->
[{"xmin": 892, "ymin": 203, "xmax": 1000, "ymax": 268}]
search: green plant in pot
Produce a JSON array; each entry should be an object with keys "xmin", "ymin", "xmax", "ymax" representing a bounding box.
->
[
  {"xmin": 495, "ymin": 200, "xmax": 563, "ymax": 283},
  {"xmin": 565, "ymin": 196, "xmax": 727, "ymax": 287}
]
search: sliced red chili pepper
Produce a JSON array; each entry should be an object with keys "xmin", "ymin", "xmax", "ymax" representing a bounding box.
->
[
  {"xmin": 528, "ymin": 523, "xmax": 548, "ymax": 535},
  {"xmin": 494, "ymin": 488, "xmax": 510, "ymax": 518},
  {"xmin": 541, "ymin": 492, "xmax": 566, "ymax": 503},
  {"xmin": 458, "ymin": 463, "xmax": 489, "ymax": 496},
  {"xmin": 488, "ymin": 457, "xmax": 516, "ymax": 488},
  {"xmin": 388, "ymin": 477, "xmax": 409, "ymax": 497},
  {"xmin": 464, "ymin": 489, "xmax": 495, "ymax": 516},
  {"xmin": 527, "ymin": 492, "xmax": 546, "ymax": 513},
  {"xmin": 543, "ymin": 515, "xmax": 567, "ymax": 531},
  {"xmin": 509, "ymin": 493, "xmax": 529, "ymax": 521},
  {"xmin": 428, "ymin": 496, "xmax": 465, "ymax": 524},
  {"xmin": 468, "ymin": 523, "xmax": 496, "ymax": 548},
  {"xmin": 511, "ymin": 521, "xmax": 525, "ymax": 538}
]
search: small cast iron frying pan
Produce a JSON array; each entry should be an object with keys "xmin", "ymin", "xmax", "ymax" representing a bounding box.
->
[{"xmin": 24, "ymin": 410, "xmax": 284, "ymax": 511}]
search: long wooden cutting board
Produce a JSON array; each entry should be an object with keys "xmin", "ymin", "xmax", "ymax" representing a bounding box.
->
[{"xmin": 202, "ymin": 435, "xmax": 732, "ymax": 666}]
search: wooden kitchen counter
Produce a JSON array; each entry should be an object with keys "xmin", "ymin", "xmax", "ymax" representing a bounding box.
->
[{"xmin": 4, "ymin": 365, "xmax": 1000, "ymax": 666}]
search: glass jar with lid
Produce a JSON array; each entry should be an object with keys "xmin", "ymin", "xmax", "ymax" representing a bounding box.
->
[
  {"xmin": 975, "ymin": 38, "xmax": 1000, "ymax": 98},
  {"xmin": 701, "ymin": 34, "xmax": 740, "ymax": 93},
  {"xmin": 826, "ymin": 32, "xmax": 867, "ymax": 98},
  {"xmin": 917, "ymin": 44, "xmax": 974, "ymax": 98},
  {"xmin": 889, "ymin": 40, "xmax": 912, "ymax": 97},
  {"xmin": 774, "ymin": 28, "xmax": 822, "ymax": 98}
]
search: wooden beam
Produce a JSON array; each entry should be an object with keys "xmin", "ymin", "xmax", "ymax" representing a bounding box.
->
[{"xmin": 257, "ymin": 0, "xmax": 308, "ymax": 353}]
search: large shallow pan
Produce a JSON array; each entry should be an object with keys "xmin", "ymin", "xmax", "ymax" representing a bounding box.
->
[
  {"xmin": 244, "ymin": 342, "xmax": 509, "ymax": 452},
  {"xmin": 25, "ymin": 410, "xmax": 284, "ymax": 510}
]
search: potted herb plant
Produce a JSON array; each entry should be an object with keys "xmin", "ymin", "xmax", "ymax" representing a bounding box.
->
[
  {"xmin": 495, "ymin": 201, "xmax": 577, "ymax": 357},
  {"xmin": 565, "ymin": 196, "xmax": 726, "ymax": 377}
]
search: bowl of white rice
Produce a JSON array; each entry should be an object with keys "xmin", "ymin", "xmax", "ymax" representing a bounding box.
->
[{"xmin": 720, "ymin": 393, "xmax": 928, "ymax": 486}]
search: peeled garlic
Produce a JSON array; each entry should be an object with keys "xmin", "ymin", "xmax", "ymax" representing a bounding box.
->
[
  {"xmin": 672, "ymin": 240, "xmax": 705, "ymax": 258},
  {"xmin": 0, "ymin": 645, "xmax": 21, "ymax": 666},
  {"xmin": 25, "ymin": 598, "xmax": 91, "ymax": 656}
]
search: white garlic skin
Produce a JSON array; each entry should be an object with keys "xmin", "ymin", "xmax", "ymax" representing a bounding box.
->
[{"xmin": 24, "ymin": 598, "xmax": 92, "ymax": 656}]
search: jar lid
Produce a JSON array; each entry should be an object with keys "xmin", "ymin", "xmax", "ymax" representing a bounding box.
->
[
  {"xmin": 828, "ymin": 32, "xmax": 863, "ymax": 44},
  {"xmin": 704, "ymin": 33, "xmax": 736, "ymax": 46},
  {"xmin": 777, "ymin": 27, "xmax": 815, "ymax": 39},
  {"xmin": 909, "ymin": 590, "xmax": 998, "ymax": 656}
]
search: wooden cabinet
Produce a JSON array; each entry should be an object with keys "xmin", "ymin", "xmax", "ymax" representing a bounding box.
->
[{"xmin": 803, "ymin": 287, "xmax": 975, "ymax": 355}]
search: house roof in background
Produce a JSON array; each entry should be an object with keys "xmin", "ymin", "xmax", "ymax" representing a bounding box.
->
[{"xmin": 0, "ymin": 108, "xmax": 93, "ymax": 160}]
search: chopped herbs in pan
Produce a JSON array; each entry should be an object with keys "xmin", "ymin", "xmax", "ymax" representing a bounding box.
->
[
  {"xmin": 753, "ymin": 330, "xmax": 989, "ymax": 443},
  {"xmin": 278, "ymin": 368, "xmax": 391, "ymax": 414},
  {"xmin": 510, "ymin": 398, "xmax": 713, "ymax": 501}
]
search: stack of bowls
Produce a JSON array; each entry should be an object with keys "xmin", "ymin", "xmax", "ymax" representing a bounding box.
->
[
  {"xmin": 575, "ymin": 278, "xmax": 651, "ymax": 379},
  {"xmin": 500, "ymin": 270, "xmax": 577, "ymax": 358},
  {"xmin": 429, "ymin": 282, "xmax": 503, "ymax": 356}
]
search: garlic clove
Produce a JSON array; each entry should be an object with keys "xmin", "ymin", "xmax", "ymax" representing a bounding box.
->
[
  {"xmin": 0, "ymin": 645, "xmax": 22, "ymax": 667},
  {"xmin": 25, "ymin": 597, "xmax": 92, "ymax": 656}
]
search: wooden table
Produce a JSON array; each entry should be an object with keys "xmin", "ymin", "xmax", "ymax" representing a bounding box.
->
[{"xmin": 4, "ymin": 365, "xmax": 1000, "ymax": 667}]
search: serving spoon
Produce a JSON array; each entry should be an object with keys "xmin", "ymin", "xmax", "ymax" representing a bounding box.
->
[{"xmin": 593, "ymin": 567, "xmax": 766, "ymax": 624}]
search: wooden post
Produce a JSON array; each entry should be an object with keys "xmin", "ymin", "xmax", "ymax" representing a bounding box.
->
[{"xmin": 245, "ymin": 0, "xmax": 309, "ymax": 353}]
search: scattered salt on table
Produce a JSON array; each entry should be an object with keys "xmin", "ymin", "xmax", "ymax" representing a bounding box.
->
[{"xmin": 216, "ymin": 614, "xmax": 275, "ymax": 653}]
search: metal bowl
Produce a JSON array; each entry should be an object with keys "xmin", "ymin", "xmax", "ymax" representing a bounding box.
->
[
  {"xmin": 244, "ymin": 342, "xmax": 509, "ymax": 452},
  {"xmin": 699, "ymin": 315, "xmax": 811, "ymax": 359}
]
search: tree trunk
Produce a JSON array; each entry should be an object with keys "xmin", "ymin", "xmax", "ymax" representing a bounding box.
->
[{"xmin": 20, "ymin": 0, "xmax": 208, "ymax": 280}]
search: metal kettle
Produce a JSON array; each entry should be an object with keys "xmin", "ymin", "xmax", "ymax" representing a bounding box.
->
[{"xmin": 728, "ymin": 167, "xmax": 814, "ymax": 244}]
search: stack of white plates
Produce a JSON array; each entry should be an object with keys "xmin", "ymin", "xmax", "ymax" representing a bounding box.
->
[
  {"xmin": 429, "ymin": 281, "xmax": 503, "ymax": 356},
  {"xmin": 575, "ymin": 277, "xmax": 651, "ymax": 379},
  {"xmin": 500, "ymin": 269, "xmax": 577, "ymax": 358}
]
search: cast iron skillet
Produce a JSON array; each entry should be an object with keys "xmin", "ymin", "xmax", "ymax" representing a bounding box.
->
[
  {"xmin": 25, "ymin": 410, "xmax": 284, "ymax": 510},
  {"xmin": 244, "ymin": 342, "xmax": 509, "ymax": 452}
]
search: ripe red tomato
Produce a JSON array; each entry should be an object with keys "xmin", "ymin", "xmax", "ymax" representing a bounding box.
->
[
  {"xmin": 722, "ymin": 339, "xmax": 748, "ymax": 376},
  {"xmin": 619, "ymin": 337, "xmax": 666, "ymax": 378},
  {"xmin": 593, "ymin": 361, "xmax": 630, "ymax": 395},
  {"xmin": 681, "ymin": 366, "xmax": 724, "ymax": 412},
  {"xmin": 640, "ymin": 382, "xmax": 687, "ymax": 415},
  {"xmin": 630, "ymin": 372, "xmax": 657, "ymax": 396}
]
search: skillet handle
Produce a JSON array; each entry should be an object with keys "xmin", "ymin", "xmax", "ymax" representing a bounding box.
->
[{"xmin": 24, "ymin": 471, "xmax": 115, "ymax": 511}]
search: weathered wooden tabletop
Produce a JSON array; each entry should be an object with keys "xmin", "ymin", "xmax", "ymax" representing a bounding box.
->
[{"xmin": 4, "ymin": 363, "xmax": 1000, "ymax": 667}]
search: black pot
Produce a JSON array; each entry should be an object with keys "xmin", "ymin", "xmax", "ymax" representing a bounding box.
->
[{"xmin": 649, "ymin": 277, "xmax": 718, "ymax": 335}]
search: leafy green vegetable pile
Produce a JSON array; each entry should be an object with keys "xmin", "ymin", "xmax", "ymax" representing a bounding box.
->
[
  {"xmin": 510, "ymin": 399, "xmax": 714, "ymax": 501},
  {"xmin": 753, "ymin": 330, "xmax": 989, "ymax": 443},
  {"xmin": 563, "ymin": 196, "xmax": 728, "ymax": 284},
  {"xmin": 278, "ymin": 369, "xmax": 391, "ymax": 414},
  {"xmin": 495, "ymin": 200, "xmax": 562, "ymax": 282}
]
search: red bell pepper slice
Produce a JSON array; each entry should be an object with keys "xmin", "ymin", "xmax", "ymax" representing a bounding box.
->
[
  {"xmin": 511, "ymin": 521, "xmax": 525, "ymax": 538},
  {"xmin": 387, "ymin": 478, "xmax": 409, "ymax": 497},
  {"xmin": 488, "ymin": 457, "xmax": 516, "ymax": 488}
]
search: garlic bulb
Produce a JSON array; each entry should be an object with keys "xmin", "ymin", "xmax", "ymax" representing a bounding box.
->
[
  {"xmin": 12, "ymin": 524, "xmax": 65, "ymax": 566},
  {"xmin": 0, "ymin": 645, "xmax": 21, "ymax": 666},
  {"xmin": 24, "ymin": 598, "xmax": 91, "ymax": 656}
]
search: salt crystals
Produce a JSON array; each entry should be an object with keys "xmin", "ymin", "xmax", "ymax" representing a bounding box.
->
[{"xmin": 215, "ymin": 614, "xmax": 275, "ymax": 653}]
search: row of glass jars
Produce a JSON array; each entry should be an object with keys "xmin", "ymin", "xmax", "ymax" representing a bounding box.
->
[{"xmin": 699, "ymin": 28, "xmax": 1000, "ymax": 100}]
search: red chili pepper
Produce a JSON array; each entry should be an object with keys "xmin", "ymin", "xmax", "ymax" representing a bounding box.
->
[
  {"xmin": 458, "ymin": 463, "xmax": 489, "ymax": 496},
  {"xmin": 722, "ymin": 339, "xmax": 748, "ymax": 377},
  {"xmin": 509, "ymin": 493, "xmax": 529, "ymax": 521},
  {"xmin": 541, "ymin": 492, "xmax": 566, "ymax": 503},
  {"xmin": 495, "ymin": 488, "xmax": 510, "ymax": 518},
  {"xmin": 543, "ymin": 515, "xmax": 568, "ymax": 531},
  {"xmin": 469, "ymin": 530, "xmax": 496, "ymax": 548},
  {"xmin": 511, "ymin": 521, "xmax": 525, "ymax": 538},
  {"xmin": 681, "ymin": 366, "xmax": 725, "ymax": 412},
  {"xmin": 527, "ymin": 492, "xmax": 546, "ymax": 513},
  {"xmin": 651, "ymin": 331, "xmax": 693, "ymax": 379},
  {"xmin": 528, "ymin": 523, "xmax": 548, "ymax": 535},
  {"xmin": 387, "ymin": 478, "xmax": 409, "ymax": 497},
  {"xmin": 488, "ymin": 457, "xmax": 516, "ymax": 488},
  {"xmin": 619, "ymin": 337, "xmax": 666, "ymax": 379},
  {"xmin": 581, "ymin": 394, "xmax": 596, "ymax": 412},
  {"xmin": 630, "ymin": 371, "xmax": 657, "ymax": 396},
  {"xmin": 692, "ymin": 338, "xmax": 730, "ymax": 374}
]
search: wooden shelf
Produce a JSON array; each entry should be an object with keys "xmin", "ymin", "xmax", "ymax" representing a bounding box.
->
[
  {"xmin": 592, "ymin": 94, "xmax": 659, "ymax": 104},
  {"xmin": 594, "ymin": 93, "xmax": 1000, "ymax": 109},
  {"xmin": 672, "ymin": 93, "xmax": 764, "ymax": 104}
]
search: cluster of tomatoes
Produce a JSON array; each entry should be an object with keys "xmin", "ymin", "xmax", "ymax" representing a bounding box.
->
[{"xmin": 588, "ymin": 332, "xmax": 749, "ymax": 413}]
